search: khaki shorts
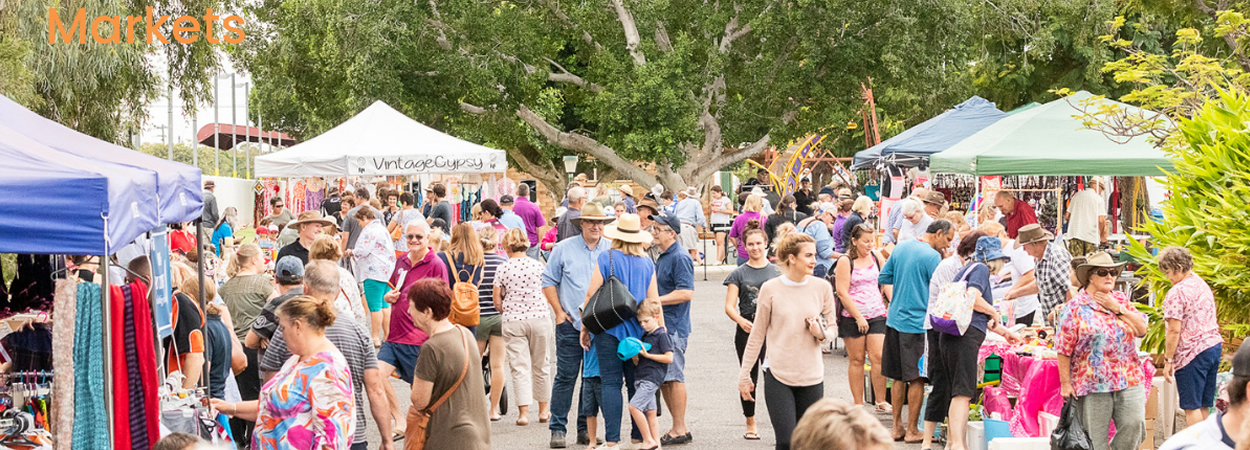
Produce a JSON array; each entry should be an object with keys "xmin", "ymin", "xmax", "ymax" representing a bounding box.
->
[
  {"xmin": 679, "ymin": 223, "xmax": 699, "ymax": 249},
  {"xmin": 1067, "ymin": 238, "xmax": 1098, "ymax": 257}
]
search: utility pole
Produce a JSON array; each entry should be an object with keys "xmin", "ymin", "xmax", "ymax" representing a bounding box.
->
[
  {"xmin": 242, "ymin": 82, "xmax": 251, "ymax": 179},
  {"xmin": 214, "ymin": 76, "xmax": 221, "ymax": 176},
  {"xmin": 167, "ymin": 83, "xmax": 174, "ymax": 160},
  {"xmin": 191, "ymin": 108, "xmax": 198, "ymax": 169},
  {"xmin": 231, "ymin": 73, "xmax": 237, "ymax": 178}
]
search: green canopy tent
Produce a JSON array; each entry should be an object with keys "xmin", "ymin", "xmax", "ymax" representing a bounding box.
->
[{"xmin": 930, "ymin": 91, "xmax": 1174, "ymax": 176}]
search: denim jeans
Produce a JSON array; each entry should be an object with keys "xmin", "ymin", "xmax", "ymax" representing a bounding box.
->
[
  {"xmin": 549, "ymin": 321, "xmax": 587, "ymax": 435},
  {"xmin": 594, "ymin": 332, "xmax": 641, "ymax": 443}
]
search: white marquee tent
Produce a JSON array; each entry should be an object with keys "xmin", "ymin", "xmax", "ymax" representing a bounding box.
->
[{"xmin": 255, "ymin": 101, "xmax": 507, "ymax": 177}]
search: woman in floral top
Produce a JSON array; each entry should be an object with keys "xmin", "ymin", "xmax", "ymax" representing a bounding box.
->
[
  {"xmin": 351, "ymin": 207, "xmax": 397, "ymax": 346},
  {"xmin": 1055, "ymin": 252, "xmax": 1149, "ymax": 450},
  {"xmin": 213, "ymin": 296, "xmax": 356, "ymax": 450},
  {"xmin": 1158, "ymin": 247, "xmax": 1224, "ymax": 427}
]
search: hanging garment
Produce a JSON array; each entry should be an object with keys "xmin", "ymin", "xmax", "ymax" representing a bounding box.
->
[
  {"xmin": 71, "ymin": 282, "xmax": 108, "ymax": 450},
  {"xmin": 110, "ymin": 281, "xmax": 160, "ymax": 450},
  {"xmin": 7, "ymin": 255, "xmax": 53, "ymax": 319},
  {"xmin": 52, "ymin": 279, "xmax": 75, "ymax": 448},
  {"xmin": 289, "ymin": 180, "xmax": 307, "ymax": 213},
  {"xmin": 305, "ymin": 181, "xmax": 326, "ymax": 214},
  {"xmin": 2, "ymin": 325, "xmax": 52, "ymax": 372}
]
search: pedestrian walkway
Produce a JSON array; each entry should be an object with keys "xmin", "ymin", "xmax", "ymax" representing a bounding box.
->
[{"xmin": 358, "ymin": 273, "xmax": 930, "ymax": 449}]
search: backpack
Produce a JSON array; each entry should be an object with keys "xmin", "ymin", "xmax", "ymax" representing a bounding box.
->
[
  {"xmin": 448, "ymin": 257, "xmax": 482, "ymax": 326},
  {"xmin": 827, "ymin": 252, "xmax": 881, "ymax": 326}
]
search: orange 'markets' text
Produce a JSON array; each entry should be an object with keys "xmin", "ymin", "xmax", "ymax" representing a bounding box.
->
[{"xmin": 48, "ymin": 7, "xmax": 244, "ymax": 45}]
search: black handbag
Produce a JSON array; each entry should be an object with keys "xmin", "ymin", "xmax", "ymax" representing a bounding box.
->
[{"xmin": 581, "ymin": 251, "xmax": 639, "ymax": 334}]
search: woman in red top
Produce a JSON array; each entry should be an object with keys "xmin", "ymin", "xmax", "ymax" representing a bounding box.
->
[{"xmin": 169, "ymin": 222, "xmax": 195, "ymax": 255}]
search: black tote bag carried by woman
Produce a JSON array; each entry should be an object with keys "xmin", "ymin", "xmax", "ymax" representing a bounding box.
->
[{"xmin": 581, "ymin": 251, "xmax": 639, "ymax": 334}]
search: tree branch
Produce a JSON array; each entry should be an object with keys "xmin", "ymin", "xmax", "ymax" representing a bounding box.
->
[
  {"xmin": 611, "ymin": 0, "xmax": 647, "ymax": 66},
  {"xmin": 509, "ymin": 148, "xmax": 567, "ymax": 202},
  {"xmin": 516, "ymin": 104, "xmax": 660, "ymax": 187},
  {"xmin": 655, "ymin": 21, "xmax": 674, "ymax": 53},
  {"xmin": 459, "ymin": 102, "xmax": 488, "ymax": 114},
  {"xmin": 544, "ymin": 57, "xmax": 603, "ymax": 92},
  {"xmin": 542, "ymin": 0, "xmax": 602, "ymax": 51},
  {"xmin": 719, "ymin": 17, "xmax": 753, "ymax": 53}
]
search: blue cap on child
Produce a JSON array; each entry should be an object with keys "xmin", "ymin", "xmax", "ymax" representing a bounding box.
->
[{"xmin": 617, "ymin": 337, "xmax": 652, "ymax": 361}]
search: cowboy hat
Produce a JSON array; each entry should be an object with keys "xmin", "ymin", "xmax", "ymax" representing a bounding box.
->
[
  {"xmin": 923, "ymin": 191, "xmax": 946, "ymax": 206},
  {"xmin": 636, "ymin": 198, "xmax": 662, "ymax": 216},
  {"xmin": 1013, "ymin": 224, "xmax": 1055, "ymax": 248},
  {"xmin": 571, "ymin": 202, "xmax": 613, "ymax": 228},
  {"xmin": 286, "ymin": 211, "xmax": 335, "ymax": 229},
  {"xmin": 1074, "ymin": 251, "xmax": 1128, "ymax": 287},
  {"xmin": 603, "ymin": 213, "xmax": 653, "ymax": 244}
]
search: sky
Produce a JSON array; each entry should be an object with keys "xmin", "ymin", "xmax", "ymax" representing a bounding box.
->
[{"xmin": 138, "ymin": 56, "xmax": 259, "ymax": 148}]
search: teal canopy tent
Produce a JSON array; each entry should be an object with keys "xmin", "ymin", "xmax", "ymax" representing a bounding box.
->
[{"xmin": 930, "ymin": 91, "xmax": 1174, "ymax": 176}]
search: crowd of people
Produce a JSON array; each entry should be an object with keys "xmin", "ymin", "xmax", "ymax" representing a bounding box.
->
[{"xmin": 153, "ymin": 174, "xmax": 1238, "ymax": 450}]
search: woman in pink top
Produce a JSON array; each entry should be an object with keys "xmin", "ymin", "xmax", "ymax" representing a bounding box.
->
[
  {"xmin": 1158, "ymin": 246, "xmax": 1224, "ymax": 426},
  {"xmin": 493, "ymin": 229, "xmax": 553, "ymax": 425},
  {"xmin": 738, "ymin": 232, "xmax": 837, "ymax": 450},
  {"xmin": 729, "ymin": 194, "xmax": 765, "ymax": 265},
  {"xmin": 832, "ymin": 223, "xmax": 892, "ymax": 413}
]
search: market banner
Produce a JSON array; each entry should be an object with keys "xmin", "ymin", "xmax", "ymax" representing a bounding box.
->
[{"xmin": 149, "ymin": 226, "xmax": 174, "ymax": 339}]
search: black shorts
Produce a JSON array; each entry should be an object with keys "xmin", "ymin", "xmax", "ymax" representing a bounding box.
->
[
  {"xmin": 837, "ymin": 316, "xmax": 888, "ymax": 339},
  {"xmin": 881, "ymin": 326, "xmax": 926, "ymax": 382},
  {"xmin": 931, "ymin": 326, "xmax": 987, "ymax": 400}
]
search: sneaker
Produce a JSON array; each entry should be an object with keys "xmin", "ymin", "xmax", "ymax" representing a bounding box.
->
[
  {"xmin": 576, "ymin": 432, "xmax": 589, "ymax": 446},
  {"xmin": 550, "ymin": 432, "xmax": 567, "ymax": 448}
]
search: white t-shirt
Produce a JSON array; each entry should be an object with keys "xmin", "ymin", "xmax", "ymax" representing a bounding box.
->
[
  {"xmin": 998, "ymin": 241, "xmax": 1039, "ymax": 320},
  {"xmin": 1158, "ymin": 412, "xmax": 1234, "ymax": 450},
  {"xmin": 1067, "ymin": 188, "xmax": 1105, "ymax": 245},
  {"xmin": 897, "ymin": 214, "xmax": 933, "ymax": 243},
  {"xmin": 710, "ymin": 197, "xmax": 733, "ymax": 225}
]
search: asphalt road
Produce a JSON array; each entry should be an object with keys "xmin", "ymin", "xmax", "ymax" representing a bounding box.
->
[{"xmin": 360, "ymin": 267, "xmax": 932, "ymax": 449}]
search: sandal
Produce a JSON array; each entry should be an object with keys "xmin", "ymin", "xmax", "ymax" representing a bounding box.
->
[
  {"xmin": 875, "ymin": 402, "xmax": 893, "ymax": 414},
  {"xmin": 743, "ymin": 432, "xmax": 761, "ymax": 440}
]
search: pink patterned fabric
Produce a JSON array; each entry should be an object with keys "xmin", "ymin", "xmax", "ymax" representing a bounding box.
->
[
  {"xmin": 1054, "ymin": 291, "xmax": 1147, "ymax": 397},
  {"xmin": 1163, "ymin": 273, "xmax": 1223, "ymax": 370}
]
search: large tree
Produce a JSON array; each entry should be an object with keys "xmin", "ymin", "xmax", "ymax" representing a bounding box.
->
[{"xmin": 236, "ymin": 0, "xmax": 980, "ymax": 192}]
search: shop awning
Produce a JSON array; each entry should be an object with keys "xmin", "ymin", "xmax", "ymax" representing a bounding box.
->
[
  {"xmin": 198, "ymin": 123, "xmax": 296, "ymax": 150},
  {"xmin": 851, "ymin": 96, "xmax": 1006, "ymax": 170},
  {"xmin": 254, "ymin": 101, "xmax": 507, "ymax": 177},
  {"xmin": 0, "ymin": 95, "xmax": 203, "ymax": 224},
  {"xmin": 0, "ymin": 124, "xmax": 160, "ymax": 254},
  {"xmin": 930, "ymin": 91, "xmax": 1174, "ymax": 176}
]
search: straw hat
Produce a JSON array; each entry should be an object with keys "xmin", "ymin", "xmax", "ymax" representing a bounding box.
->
[
  {"xmin": 603, "ymin": 213, "xmax": 653, "ymax": 244},
  {"xmin": 286, "ymin": 211, "xmax": 335, "ymax": 229},
  {"xmin": 571, "ymin": 202, "xmax": 613, "ymax": 228},
  {"xmin": 1013, "ymin": 224, "xmax": 1055, "ymax": 248},
  {"xmin": 1074, "ymin": 251, "xmax": 1127, "ymax": 287},
  {"xmin": 618, "ymin": 184, "xmax": 634, "ymax": 197}
]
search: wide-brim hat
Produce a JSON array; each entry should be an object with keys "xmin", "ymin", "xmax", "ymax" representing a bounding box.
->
[
  {"xmin": 618, "ymin": 184, "xmax": 634, "ymax": 196},
  {"xmin": 286, "ymin": 211, "xmax": 335, "ymax": 229},
  {"xmin": 203, "ymin": 180, "xmax": 215, "ymax": 189},
  {"xmin": 974, "ymin": 236, "xmax": 1011, "ymax": 264},
  {"xmin": 636, "ymin": 198, "xmax": 662, "ymax": 216},
  {"xmin": 923, "ymin": 190, "xmax": 946, "ymax": 206},
  {"xmin": 603, "ymin": 213, "xmax": 653, "ymax": 244},
  {"xmin": 571, "ymin": 202, "xmax": 613, "ymax": 228},
  {"xmin": 1013, "ymin": 224, "xmax": 1055, "ymax": 248},
  {"xmin": 1075, "ymin": 251, "xmax": 1127, "ymax": 287}
]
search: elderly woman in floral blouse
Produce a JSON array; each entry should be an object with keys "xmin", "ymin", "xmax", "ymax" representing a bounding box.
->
[
  {"xmin": 1056, "ymin": 252, "xmax": 1149, "ymax": 450},
  {"xmin": 1158, "ymin": 246, "xmax": 1224, "ymax": 427}
]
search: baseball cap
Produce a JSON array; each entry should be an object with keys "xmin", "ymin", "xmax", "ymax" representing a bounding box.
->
[
  {"xmin": 275, "ymin": 256, "xmax": 305, "ymax": 285},
  {"xmin": 500, "ymin": 194, "xmax": 515, "ymax": 205},
  {"xmin": 649, "ymin": 213, "xmax": 683, "ymax": 233}
]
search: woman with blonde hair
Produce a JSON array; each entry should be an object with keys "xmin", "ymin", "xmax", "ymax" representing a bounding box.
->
[
  {"xmin": 438, "ymin": 222, "xmax": 487, "ymax": 332},
  {"xmin": 472, "ymin": 223, "xmax": 510, "ymax": 419},
  {"xmin": 308, "ymin": 235, "xmax": 370, "ymax": 333},
  {"xmin": 840, "ymin": 196, "xmax": 873, "ymax": 248},
  {"xmin": 729, "ymin": 194, "xmax": 766, "ymax": 265},
  {"xmin": 738, "ymin": 232, "xmax": 837, "ymax": 450},
  {"xmin": 791, "ymin": 398, "xmax": 894, "ymax": 450},
  {"xmin": 218, "ymin": 242, "xmax": 274, "ymax": 444},
  {"xmin": 494, "ymin": 228, "xmax": 553, "ymax": 425}
]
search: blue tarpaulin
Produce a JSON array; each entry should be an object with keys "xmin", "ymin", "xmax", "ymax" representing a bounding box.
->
[
  {"xmin": 0, "ymin": 95, "xmax": 202, "ymax": 224},
  {"xmin": 0, "ymin": 124, "xmax": 160, "ymax": 254},
  {"xmin": 851, "ymin": 96, "xmax": 1007, "ymax": 170}
]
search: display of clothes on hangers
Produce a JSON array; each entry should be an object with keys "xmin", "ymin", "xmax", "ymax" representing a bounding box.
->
[
  {"xmin": 159, "ymin": 383, "xmax": 235, "ymax": 448},
  {"xmin": 0, "ymin": 371, "xmax": 55, "ymax": 450}
]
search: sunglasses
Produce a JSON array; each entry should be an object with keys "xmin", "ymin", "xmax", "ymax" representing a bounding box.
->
[
  {"xmin": 406, "ymin": 234, "xmax": 426, "ymax": 241},
  {"xmin": 1092, "ymin": 268, "xmax": 1118, "ymax": 278}
]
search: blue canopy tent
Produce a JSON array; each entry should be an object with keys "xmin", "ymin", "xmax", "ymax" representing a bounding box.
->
[
  {"xmin": 851, "ymin": 96, "xmax": 1007, "ymax": 170},
  {"xmin": 0, "ymin": 124, "xmax": 160, "ymax": 255},
  {"xmin": 0, "ymin": 95, "xmax": 202, "ymax": 224}
]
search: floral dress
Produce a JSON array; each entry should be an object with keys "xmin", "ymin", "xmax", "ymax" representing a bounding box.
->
[
  {"xmin": 254, "ymin": 350, "xmax": 355, "ymax": 450},
  {"xmin": 1054, "ymin": 291, "xmax": 1146, "ymax": 397},
  {"xmin": 353, "ymin": 220, "xmax": 397, "ymax": 283}
]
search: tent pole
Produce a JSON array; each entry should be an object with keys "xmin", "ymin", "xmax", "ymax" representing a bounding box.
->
[
  {"xmin": 197, "ymin": 219, "xmax": 209, "ymax": 388},
  {"xmin": 214, "ymin": 77, "xmax": 220, "ymax": 176},
  {"xmin": 100, "ymin": 251, "xmax": 114, "ymax": 449}
]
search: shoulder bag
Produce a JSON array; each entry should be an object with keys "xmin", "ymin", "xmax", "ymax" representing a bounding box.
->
[
  {"xmin": 405, "ymin": 326, "xmax": 472, "ymax": 450},
  {"xmin": 930, "ymin": 262, "xmax": 981, "ymax": 336},
  {"xmin": 581, "ymin": 250, "xmax": 640, "ymax": 334},
  {"xmin": 390, "ymin": 210, "xmax": 405, "ymax": 241}
]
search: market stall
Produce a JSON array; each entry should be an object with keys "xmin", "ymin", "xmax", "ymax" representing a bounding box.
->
[
  {"xmin": 851, "ymin": 96, "xmax": 1007, "ymax": 171},
  {"xmin": 253, "ymin": 100, "xmax": 510, "ymax": 226},
  {"xmin": 0, "ymin": 96, "xmax": 214, "ymax": 448}
]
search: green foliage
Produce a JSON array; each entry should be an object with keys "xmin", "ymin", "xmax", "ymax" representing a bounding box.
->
[{"xmin": 135, "ymin": 142, "xmax": 250, "ymax": 178}]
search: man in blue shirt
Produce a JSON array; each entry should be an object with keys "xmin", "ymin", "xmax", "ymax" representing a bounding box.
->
[
  {"xmin": 673, "ymin": 188, "xmax": 708, "ymax": 264},
  {"xmin": 497, "ymin": 195, "xmax": 527, "ymax": 231},
  {"xmin": 542, "ymin": 203, "xmax": 614, "ymax": 448},
  {"xmin": 649, "ymin": 213, "xmax": 696, "ymax": 445},
  {"xmin": 877, "ymin": 218, "xmax": 950, "ymax": 442},
  {"xmin": 799, "ymin": 202, "xmax": 838, "ymax": 278}
]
